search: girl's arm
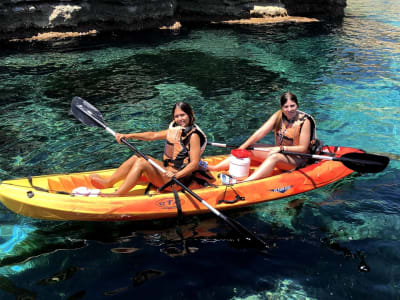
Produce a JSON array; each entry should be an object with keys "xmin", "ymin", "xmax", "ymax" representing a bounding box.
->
[
  {"xmin": 240, "ymin": 111, "xmax": 280, "ymax": 150},
  {"xmin": 115, "ymin": 130, "xmax": 168, "ymax": 143}
]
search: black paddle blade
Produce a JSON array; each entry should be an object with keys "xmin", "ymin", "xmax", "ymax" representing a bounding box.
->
[
  {"xmin": 71, "ymin": 97, "xmax": 105, "ymax": 128},
  {"xmin": 340, "ymin": 152, "xmax": 390, "ymax": 173}
]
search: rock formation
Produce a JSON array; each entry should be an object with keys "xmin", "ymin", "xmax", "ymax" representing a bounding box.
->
[{"xmin": 0, "ymin": 0, "xmax": 346, "ymax": 41}]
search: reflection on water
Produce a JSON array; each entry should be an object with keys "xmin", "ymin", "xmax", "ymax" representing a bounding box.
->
[{"xmin": 0, "ymin": 0, "xmax": 400, "ymax": 299}]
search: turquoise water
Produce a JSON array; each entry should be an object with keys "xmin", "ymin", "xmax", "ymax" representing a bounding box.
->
[{"xmin": 1, "ymin": 0, "xmax": 400, "ymax": 298}]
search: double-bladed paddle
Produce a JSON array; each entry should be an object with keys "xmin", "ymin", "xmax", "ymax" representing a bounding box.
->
[
  {"xmin": 207, "ymin": 142, "xmax": 389, "ymax": 173},
  {"xmin": 71, "ymin": 97, "xmax": 268, "ymax": 249}
]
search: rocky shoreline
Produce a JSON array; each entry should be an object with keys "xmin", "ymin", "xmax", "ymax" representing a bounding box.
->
[{"xmin": 0, "ymin": 0, "xmax": 346, "ymax": 42}]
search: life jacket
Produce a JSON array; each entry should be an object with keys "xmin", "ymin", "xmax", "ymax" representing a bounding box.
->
[
  {"xmin": 158, "ymin": 122, "xmax": 215, "ymax": 191},
  {"xmin": 275, "ymin": 110, "xmax": 317, "ymax": 148},
  {"xmin": 163, "ymin": 121, "xmax": 207, "ymax": 170}
]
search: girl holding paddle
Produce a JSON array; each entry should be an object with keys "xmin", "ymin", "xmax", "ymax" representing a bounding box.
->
[
  {"xmin": 90, "ymin": 102, "xmax": 208, "ymax": 196},
  {"xmin": 209, "ymin": 91, "xmax": 315, "ymax": 184}
]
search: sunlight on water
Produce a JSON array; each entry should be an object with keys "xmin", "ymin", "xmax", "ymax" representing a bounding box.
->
[
  {"xmin": 0, "ymin": 225, "xmax": 34, "ymax": 254},
  {"xmin": 231, "ymin": 278, "xmax": 316, "ymax": 300}
]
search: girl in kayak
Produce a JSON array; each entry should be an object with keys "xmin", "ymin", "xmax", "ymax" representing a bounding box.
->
[
  {"xmin": 90, "ymin": 102, "xmax": 208, "ymax": 196},
  {"xmin": 209, "ymin": 91, "xmax": 315, "ymax": 184}
]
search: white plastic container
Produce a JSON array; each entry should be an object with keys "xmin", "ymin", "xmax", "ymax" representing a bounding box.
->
[
  {"xmin": 229, "ymin": 149, "xmax": 251, "ymax": 180},
  {"xmin": 72, "ymin": 186, "xmax": 100, "ymax": 197}
]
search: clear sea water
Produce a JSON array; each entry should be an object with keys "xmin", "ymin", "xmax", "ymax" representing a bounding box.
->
[{"xmin": 0, "ymin": 0, "xmax": 400, "ymax": 299}]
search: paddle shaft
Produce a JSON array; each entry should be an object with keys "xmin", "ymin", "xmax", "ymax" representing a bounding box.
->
[
  {"xmin": 207, "ymin": 142, "xmax": 389, "ymax": 173},
  {"xmin": 209, "ymin": 142, "xmax": 367, "ymax": 161},
  {"xmin": 252, "ymin": 148, "xmax": 337, "ymax": 161},
  {"xmin": 210, "ymin": 143, "xmax": 369, "ymax": 162}
]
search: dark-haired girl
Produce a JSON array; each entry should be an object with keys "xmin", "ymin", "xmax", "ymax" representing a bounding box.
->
[{"xmin": 90, "ymin": 102, "xmax": 207, "ymax": 196}]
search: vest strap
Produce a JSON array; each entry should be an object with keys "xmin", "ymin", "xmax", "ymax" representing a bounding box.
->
[
  {"xmin": 144, "ymin": 182, "xmax": 154, "ymax": 195},
  {"xmin": 158, "ymin": 179, "xmax": 175, "ymax": 192}
]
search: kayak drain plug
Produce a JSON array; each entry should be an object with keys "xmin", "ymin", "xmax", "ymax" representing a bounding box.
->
[{"xmin": 27, "ymin": 191, "xmax": 34, "ymax": 198}]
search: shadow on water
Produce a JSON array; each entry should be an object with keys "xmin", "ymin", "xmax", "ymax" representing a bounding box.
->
[
  {"xmin": 213, "ymin": 18, "xmax": 345, "ymax": 40},
  {"xmin": 36, "ymin": 49, "xmax": 286, "ymax": 106},
  {"xmin": 0, "ymin": 211, "xmax": 271, "ymax": 298},
  {"xmin": 0, "ymin": 20, "xmax": 345, "ymax": 56},
  {"xmin": 132, "ymin": 49, "xmax": 285, "ymax": 98},
  {"xmin": 0, "ymin": 210, "xmax": 264, "ymax": 268}
]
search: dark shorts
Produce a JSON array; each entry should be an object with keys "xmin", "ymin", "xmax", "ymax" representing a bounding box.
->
[{"xmin": 290, "ymin": 155, "xmax": 310, "ymax": 168}]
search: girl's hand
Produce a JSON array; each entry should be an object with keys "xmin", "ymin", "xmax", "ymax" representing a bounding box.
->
[
  {"xmin": 268, "ymin": 146, "xmax": 281, "ymax": 156},
  {"xmin": 115, "ymin": 133, "xmax": 127, "ymax": 144},
  {"xmin": 165, "ymin": 170, "xmax": 177, "ymax": 178}
]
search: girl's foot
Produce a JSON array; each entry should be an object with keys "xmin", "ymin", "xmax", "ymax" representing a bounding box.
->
[{"xmin": 89, "ymin": 174, "xmax": 112, "ymax": 189}]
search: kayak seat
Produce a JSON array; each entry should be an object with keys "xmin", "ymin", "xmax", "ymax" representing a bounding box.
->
[
  {"xmin": 57, "ymin": 177, "xmax": 75, "ymax": 193},
  {"xmin": 71, "ymin": 175, "xmax": 93, "ymax": 189},
  {"xmin": 48, "ymin": 175, "xmax": 94, "ymax": 194},
  {"xmin": 48, "ymin": 178, "xmax": 64, "ymax": 193}
]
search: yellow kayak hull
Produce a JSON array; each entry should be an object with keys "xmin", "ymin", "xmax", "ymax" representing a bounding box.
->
[{"xmin": 0, "ymin": 146, "xmax": 358, "ymax": 221}]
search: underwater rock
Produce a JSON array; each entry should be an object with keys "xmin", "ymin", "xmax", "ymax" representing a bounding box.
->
[
  {"xmin": 110, "ymin": 247, "xmax": 140, "ymax": 254},
  {"xmin": 36, "ymin": 266, "xmax": 84, "ymax": 285},
  {"xmin": 132, "ymin": 269, "xmax": 164, "ymax": 286}
]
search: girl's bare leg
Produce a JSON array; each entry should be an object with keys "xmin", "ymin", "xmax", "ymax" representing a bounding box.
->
[
  {"xmin": 208, "ymin": 146, "xmax": 271, "ymax": 172},
  {"xmin": 90, "ymin": 155, "xmax": 138, "ymax": 188},
  {"xmin": 113, "ymin": 157, "xmax": 166, "ymax": 196},
  {"xmin": 207, "ymin": 158, "xmax": 229, "ymax": 171},
  {"xmin": 244, "ymin": 153, "xmax": 296, "ymax": 181}
]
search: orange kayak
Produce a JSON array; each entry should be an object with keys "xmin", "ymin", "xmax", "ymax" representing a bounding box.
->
[{"xmin": 0, "ymin": 145, "xmax": 360, "ymax": 221}]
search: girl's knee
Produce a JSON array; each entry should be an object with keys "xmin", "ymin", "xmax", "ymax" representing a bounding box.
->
[
  {"xmin": 122, "ymin": 155, "xmax": 137, "ymax": 167},
  {"xmin": 128, "ymin": 155, "xmax": 138, "ymax": 163},
  {"xmin": 138, "ymin": 157, "xmax": 147, "ymax": 164},
  {"xmin": 265, "ymin": 154, "xmax": 278, "ymax": 164},
  {"xmin": 269, "ymin": 153, "xmax": 285, "ymax": 163},
  {"xmin": 134, "ymin": 157, "xmax": 149, "ymax": 169}
]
